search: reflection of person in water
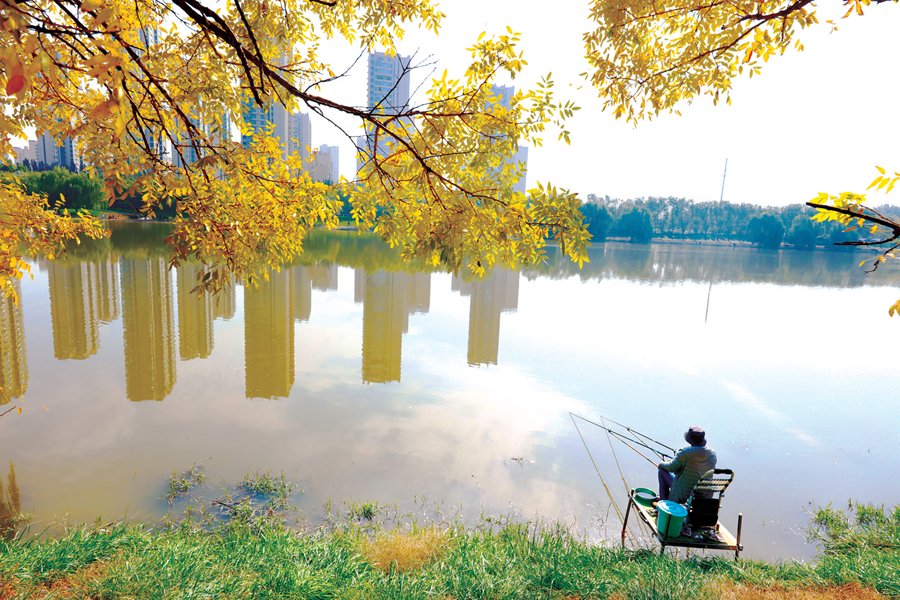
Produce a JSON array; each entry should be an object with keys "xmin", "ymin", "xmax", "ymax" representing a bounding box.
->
[{"xmin": 657, "ymin": 426, "xmax": 717, "ymax": 504}]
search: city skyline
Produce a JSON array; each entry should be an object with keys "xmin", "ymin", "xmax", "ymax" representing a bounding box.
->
[
  {"xmin": 11, "ymin": 4, "xmax": 897, "ymax": 208},
  {"xmin": 303, "ymin": 1, "xmax": 900, "ymax": 207}
]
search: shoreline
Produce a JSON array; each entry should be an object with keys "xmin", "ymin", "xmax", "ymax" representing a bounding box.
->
[{"xmin": 1, "ymin": 501, "xmax": 896, "ymax": 598}]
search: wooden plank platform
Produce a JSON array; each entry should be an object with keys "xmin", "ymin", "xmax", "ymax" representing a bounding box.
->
[{"xmin": 621, "ymin": 489, "xmax": 743, "ymax": 559}]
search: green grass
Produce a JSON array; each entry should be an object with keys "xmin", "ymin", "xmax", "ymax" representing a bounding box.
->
[
  {"xmin": 240, "ymin": 471, "xmax": 294, "ymax": 499},
  {"xmin": 346, "ymin": 500, "xmax": 379, "ymax": 522},
  {"xmin": 0, "ymin": 503, "xmax": 896, "ymax": 599},
  {"xmin": 165, "ymin": 464, "xmax": 205, "ymax": 504}
]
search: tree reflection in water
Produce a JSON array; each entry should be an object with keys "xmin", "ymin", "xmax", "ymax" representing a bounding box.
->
[{"xmin": 0, "ymin": 462, "xmax": 23, "ymax": 540}]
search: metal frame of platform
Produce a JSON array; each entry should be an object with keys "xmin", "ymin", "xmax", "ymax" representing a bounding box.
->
[{"xmin": 621, "ymin": 488, "xmax": 743, "ymax": 560}]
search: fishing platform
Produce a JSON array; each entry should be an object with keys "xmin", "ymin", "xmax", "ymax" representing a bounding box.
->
[
  {"xmin": 569, "ymin": 413, "xmax": 745, "ymax": 560},
  {"xmin": 622, "ymin": 481, "xmax": 743, "ymax": 559}
]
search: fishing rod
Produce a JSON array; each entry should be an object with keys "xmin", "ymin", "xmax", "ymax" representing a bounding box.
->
[
  {"xmin": 579, "ymin": 415, "xmax": 675, "ymax": 452},
  {"xmin": 605, "ymin": 428, "xmax": 665, "ymax": 467},
  {"xmin": 569, "ymin": 412, "xmax": 674, "ymax": 460},
  {"xmin": 587, "ymin": 412, "xmax": 676, "ymax": 455}
]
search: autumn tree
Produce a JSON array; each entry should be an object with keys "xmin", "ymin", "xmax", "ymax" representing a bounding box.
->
[
  {"xmin": 583, "ymin": 0, "xmax": 899, "ymax": 310},
  {"xmin": 0, "ymin": 0, "xmax": 589, "ymax": 300}
]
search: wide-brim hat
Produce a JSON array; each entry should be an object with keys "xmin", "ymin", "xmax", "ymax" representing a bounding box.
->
[{"xmin": 684, "ymin": 426, "xmax": 706, "ymax": 446}]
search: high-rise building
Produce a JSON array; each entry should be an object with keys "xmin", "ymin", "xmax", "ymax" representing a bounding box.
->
[
  {"xmin": 367, "ymin": 52, "xmax": 411, "ymax": 114},
  {"xmin": 12, "ymin": 142, "xmax": 36, "ymax": 166},
  {"xmin": 240, "ymin": 50, "xmax": 306, "ymax": 162},
  {"xmin": 136, "ymin": 27, "xmax": 169, "ymax": 162},
  {"xmin": 138, "ymin": 27, "xmax": 158, "ymax": 48},
  {"xmin": 319, "ymin": 144, "xmax": 341, "ymax": 183},
  {"xmin": 490, "ymin": 84, "xmax": 528, "ymax": 194},
  {"xmin": 241, "ymin": 99, "xmax": 291, "ymax": 160},
  {"xmin": 172, "ymin": 117, "xmax": 202, "ymax": 168},
  {"xmin": 36, "ymin": 132, "xmax": 76, "ymax": 170},
  {"xmin": 357, "ymin": 51, "xmax": 412, "ymax": 171},
  {"xmin": 490, "ymin": 84, "xmax": 514, "ymax": 110},
  {"xmin": 288, "ymin": 111, "xmax": 311, "ymax": 164},
  {"xmin": 242, "ymin": 107, "xmax": 313, "ymax": 167},
  {"xmin": 308, "ymin": 145, "xmax": 340, "ymax": 183},
  {"xmin": 173, "ymin": 114, "xmax": 232, "ymax": 168}
]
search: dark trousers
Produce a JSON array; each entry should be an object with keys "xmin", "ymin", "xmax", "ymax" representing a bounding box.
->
[{"xmin": 658, "ymin": 467, "xmax": 674, "ymax": 501}]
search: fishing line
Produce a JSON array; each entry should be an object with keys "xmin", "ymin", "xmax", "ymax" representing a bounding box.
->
[
  {"xmin": 600, "ymin": 414, "xmax": 631, "ymax": 497},
  {"xmin": 570, "ymin": 413, "xmax": 625, "ymax": 524},
  {"xmin": 580, "ymin": 412, "xmax": 675, "ymax": 454},
  {"xmin": 608, "ymin": 432, "xmax": 660, "ymax": 467},
  {"xmin": 573, "ymin": 413, "xmax": 669, "ymax": 457},
  {"xmin": 604, "ymin": 428, "xmax": 670, "ymax": 462},
  {"xmin": 570, "ymin": 412, "xmax": 672, "ymax": 460}
]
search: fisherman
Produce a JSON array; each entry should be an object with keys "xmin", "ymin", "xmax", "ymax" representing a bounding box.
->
[{"xmin": 657, "ymin": 426, "xmax": 716, "ymax": 504}]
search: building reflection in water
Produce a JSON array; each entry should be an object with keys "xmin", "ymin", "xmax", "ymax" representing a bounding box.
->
[
  {"xmin": 244, "ymin": 269, "xmax": 294, "ymax": 398},
  {"xmin": 47, "ymin": 261, "xmax": 99, "ymax": 360},
  {"xmin": 95, "ymin": 258, "xmax": 120, "ymax": 324},
  {"xmin": 308, "ymin": 264, "xmax": 337, "ymax": 292},
  {"xmin": 291, "ymin": 266, "xmax": 312, "ymax": 322},
  {"xmin": 0, "ymin": 282, "xmax": 27, "ymax": 402},
  {"xmin": 452, "ymin": 267, "xmax": 519, "ymax": 366},
  {"xmin": 212, "ymin": 277, "xmax": 236, "ymax": 321},
  {"xmin": 46, "ymin": 258, "xmax": 120, "ymax": 361},
  {"xmin": 176, "ymin": 263, "xmax": 213, "ymax": 360},
  {"xmin": 121, "ymin": 257, "xmax": 176, "ymax": 401},
  {"xmin": 355, "ymin": 270, "xmax": 430, "ymax": 383}
]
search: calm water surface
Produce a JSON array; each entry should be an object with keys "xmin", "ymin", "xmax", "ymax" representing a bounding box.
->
[{"xmin": 2, "ymin": 222, "xmax": 899, "ymax": 561}]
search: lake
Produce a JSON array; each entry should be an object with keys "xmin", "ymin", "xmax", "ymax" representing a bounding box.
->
[{"xmin": 2, "ymin": 222, "xmax": 899, "ymax": 561}]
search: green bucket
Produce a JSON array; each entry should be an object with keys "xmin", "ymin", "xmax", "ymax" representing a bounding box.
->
[
  {"xmin": 656, "ymin": 500, "xmax": 688, "ymax": 538},
  {"xmin": 634, "ymin": 488, "xmax": 657, "ymax": 507}
]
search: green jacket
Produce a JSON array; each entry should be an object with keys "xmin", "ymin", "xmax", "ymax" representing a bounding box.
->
[{"xmin": 659, "ymin": 445, "xmax": 717, "ymax": 504}]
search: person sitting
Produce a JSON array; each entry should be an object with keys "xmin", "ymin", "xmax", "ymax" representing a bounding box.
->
[{"xmin": 657, "ymin": 426, "xmax": 717, "ymax": 504}]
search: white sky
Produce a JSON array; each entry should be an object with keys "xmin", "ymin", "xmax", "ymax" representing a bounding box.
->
[{"xmin": 309, "ymin": 0, "xmax": 900, "ymax": 207}]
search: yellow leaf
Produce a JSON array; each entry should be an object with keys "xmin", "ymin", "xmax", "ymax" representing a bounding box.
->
[{"xmin": 90, "ymin": 98, "xmax": 119, "ymax": 120}]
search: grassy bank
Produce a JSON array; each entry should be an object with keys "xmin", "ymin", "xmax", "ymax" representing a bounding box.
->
[{"xmin": 0, "ymin": 501, "xmax": 897, "ymax": 599}]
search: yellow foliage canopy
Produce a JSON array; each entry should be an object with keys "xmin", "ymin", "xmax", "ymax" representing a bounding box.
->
[
  {"xmin": 583, "ymin": 0, "xmax": 891, "ymax": 122},
  {"xmin": 0, "ymin": 0, "xmax": 589, "ymax": 298}
]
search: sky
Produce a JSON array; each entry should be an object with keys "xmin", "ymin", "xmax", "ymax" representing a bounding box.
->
[{"xmin": 308, "ymin": 0, "xmax": 900, "ymax": 207}]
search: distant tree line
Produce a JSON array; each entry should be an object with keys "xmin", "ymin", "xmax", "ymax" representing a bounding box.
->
[
  {"xmin": 2, "ymin": 167, "xmax": 179, "ymax": 218},
  {"xmin": 581, "ymin": 196, "xmax": 900, "ymax": 249},
  {"xmin": 14, "ymin": 168, "xmax": 105, "ymax": 212}
]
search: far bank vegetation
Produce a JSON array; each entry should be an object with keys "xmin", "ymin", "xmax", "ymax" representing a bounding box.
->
[{"xmin": 581, "ymin": 196, "xmax": 900, "ymax": 249}]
